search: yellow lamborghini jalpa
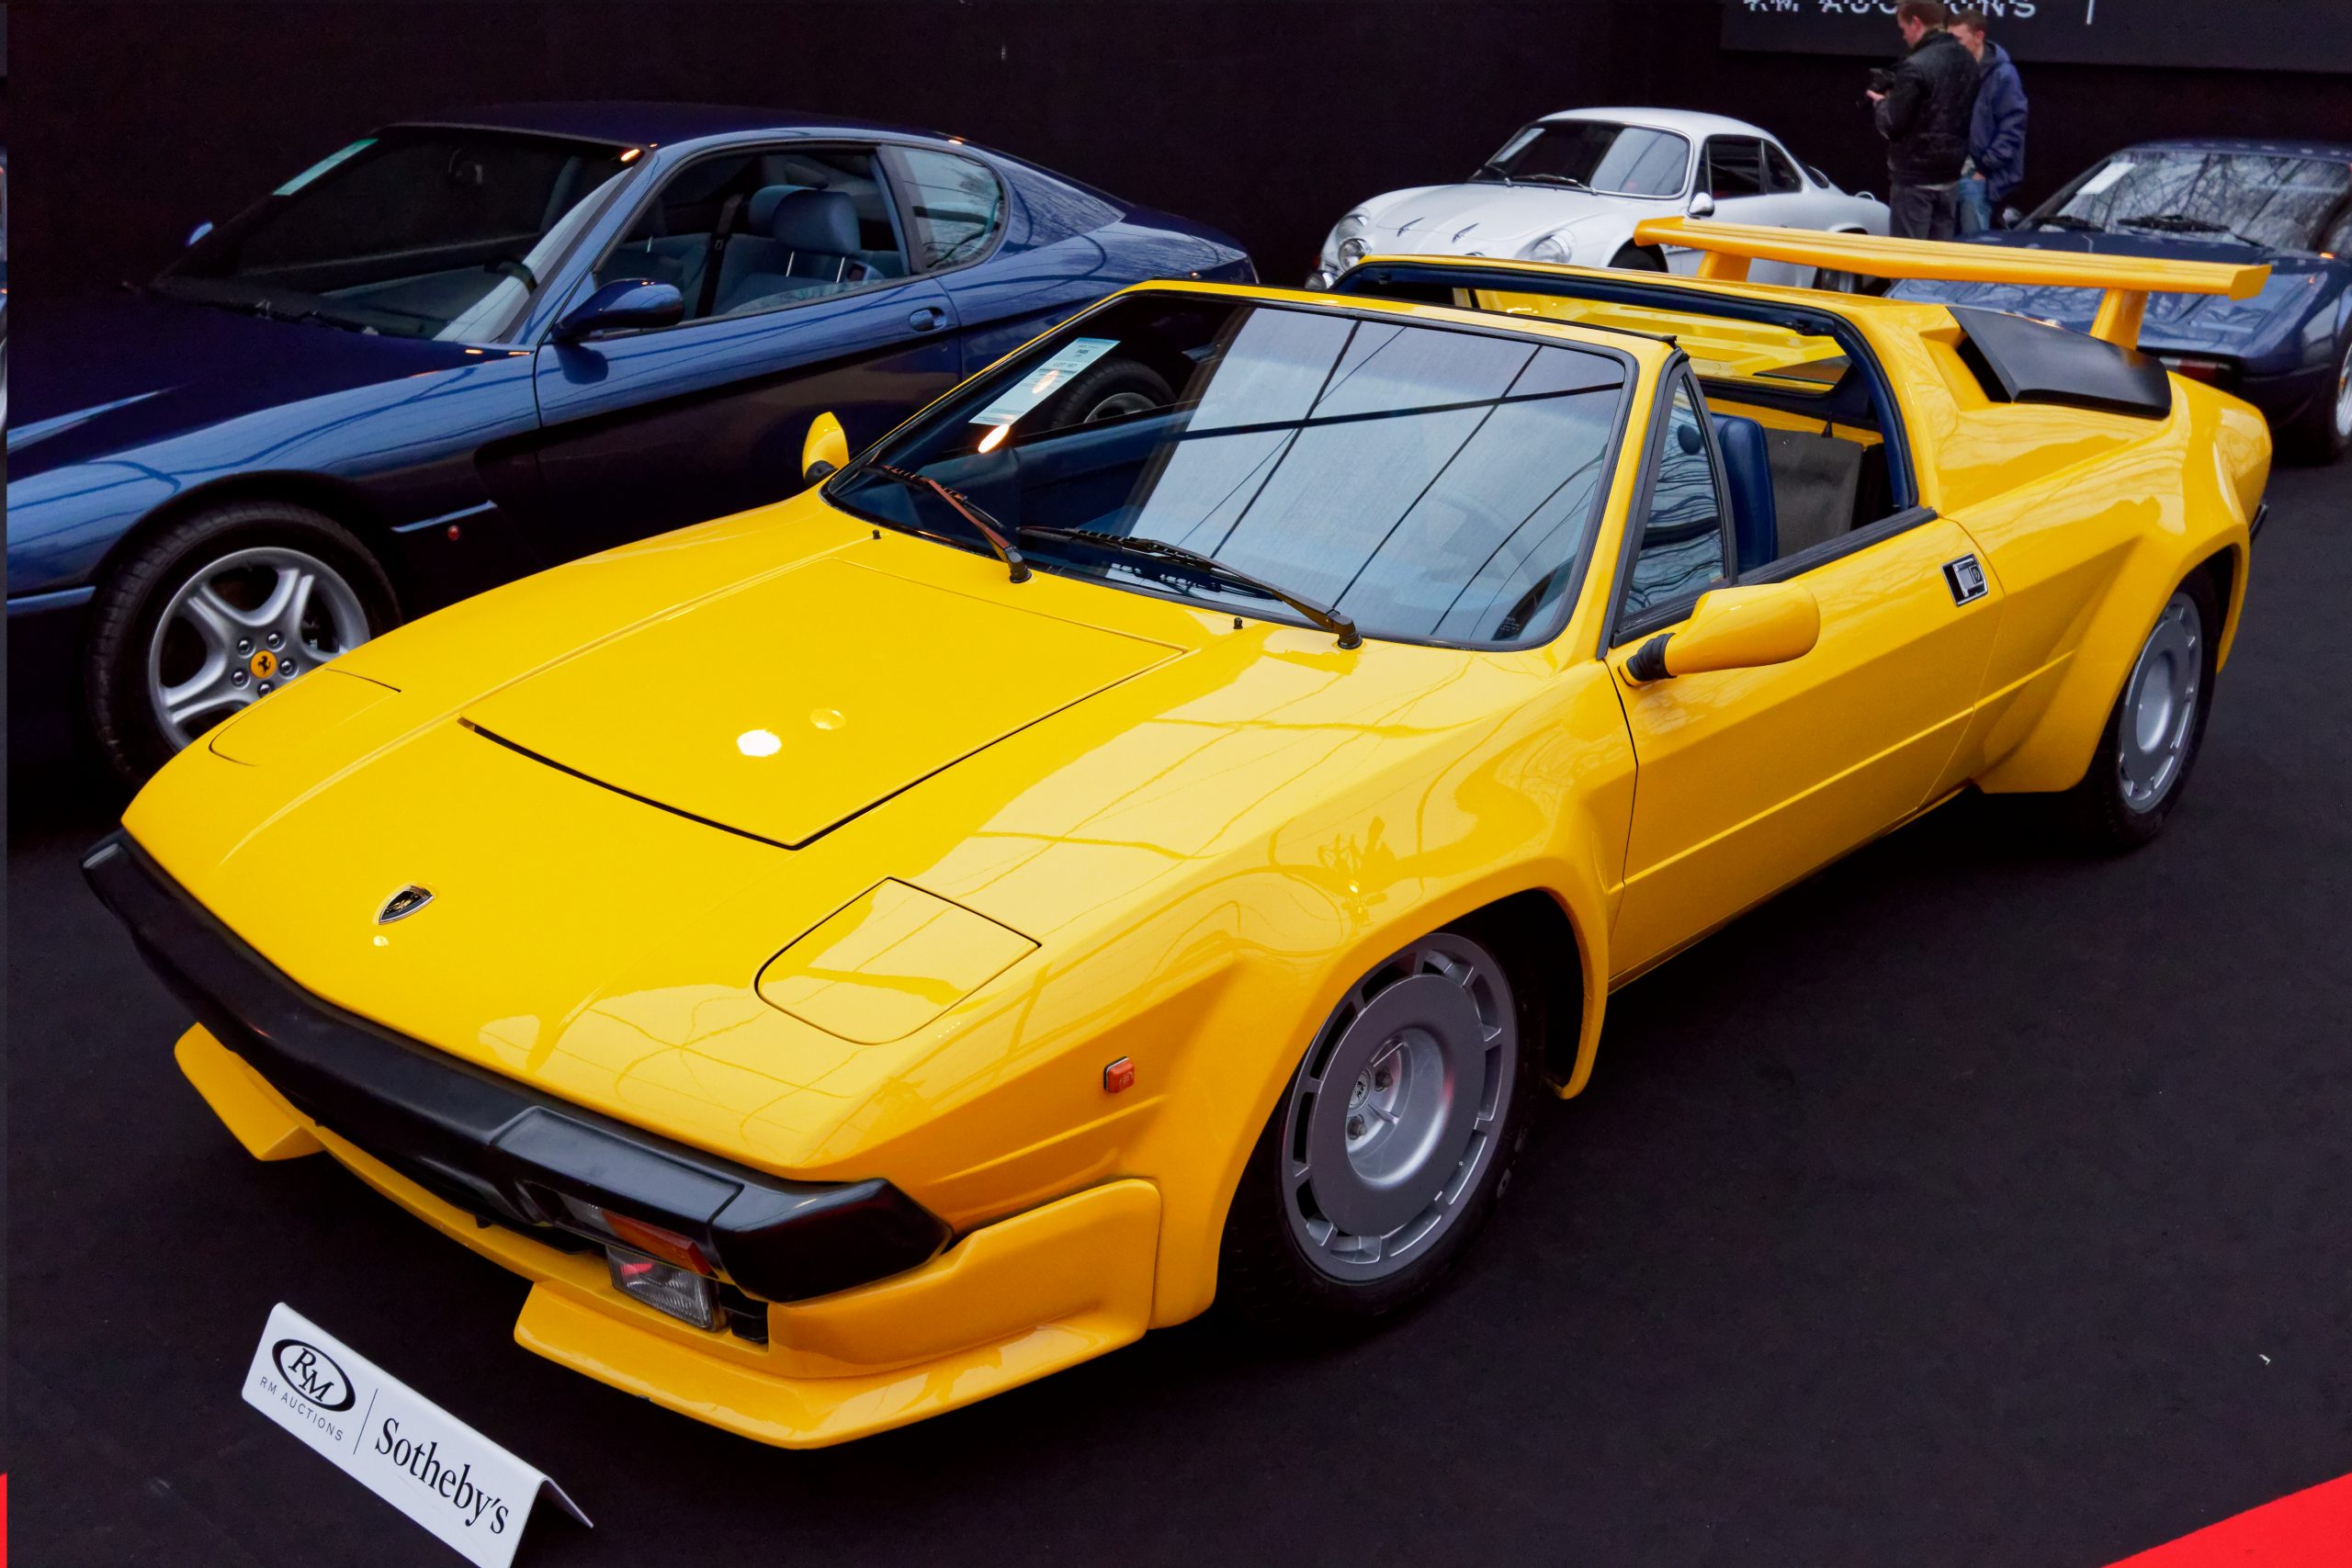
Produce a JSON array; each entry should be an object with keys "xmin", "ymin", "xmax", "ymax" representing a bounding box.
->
[{"xmin": 88, "ymin": 222, "xmax": 2272, "ymax": 1448}]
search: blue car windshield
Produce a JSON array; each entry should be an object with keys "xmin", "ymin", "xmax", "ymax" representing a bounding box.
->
[
  {"xmin": 828, "ymin": 294, "xmax": 1631, "ymax": 648},
  {"xmin": 157, "ymin": 127, "xmax": 634, "ymax": 340},
  {"xmin": 2038, "ymin": 150, "xmax": 2352, "ymax": 254}
]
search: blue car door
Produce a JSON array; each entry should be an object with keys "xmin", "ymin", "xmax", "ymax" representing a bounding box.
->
[{"xmin": 526, "ymin": 143, "xmax": 962, "ymax": 556}]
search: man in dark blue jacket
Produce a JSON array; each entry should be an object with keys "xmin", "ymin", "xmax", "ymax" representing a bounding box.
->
[{"xmin": 1952, "ymin": 8, "xmax": 2029, "ymax": 232}]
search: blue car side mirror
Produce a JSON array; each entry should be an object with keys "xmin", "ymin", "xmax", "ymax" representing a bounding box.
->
[{"xmin": 554, "ymin": 279, "xmax": 685, "ymax": 344}]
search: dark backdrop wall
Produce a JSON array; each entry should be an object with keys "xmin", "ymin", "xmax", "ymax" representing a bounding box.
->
[{"xmin": 8, "ymin": 0, "xmax": 2350, "ymax": 307}]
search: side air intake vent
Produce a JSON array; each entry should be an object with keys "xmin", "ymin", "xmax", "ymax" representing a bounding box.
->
[{"xmin": 1949, "ymin": 304, "xmax": 2173, "ymax": 420}]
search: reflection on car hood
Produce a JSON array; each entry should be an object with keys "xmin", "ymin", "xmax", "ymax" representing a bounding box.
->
[
  {"xmin": 1361, "ymin": 183, "xmax": 1645, "ymax": 256},
  {"xmin": 1891, "ymin": 229, "xmax": 2337, "ymax": 356},
  {"xmin": 464, "ymin": 554, "xmax": 1183, "ymax": 849},
  {"xmin": 6, "ymin": 289, "xmax": 474, "ymax": 474}
]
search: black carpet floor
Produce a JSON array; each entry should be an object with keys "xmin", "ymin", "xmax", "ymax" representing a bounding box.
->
[{"xmin": 9, "ymin": 463, "xmax": 2348, "ymax": 1568}]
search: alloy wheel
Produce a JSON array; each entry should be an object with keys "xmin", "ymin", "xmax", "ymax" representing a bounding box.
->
[
  {"xmin": 145, "ymin": 545, "xmax": 372, "ymax": 750},
  {"xmin": 1279, "ymin": 933, "xmax": 1519, "ymax": 1280},
  {"xmin": 2117, "ymin": 589, "xmax": 2204, "ymax": 813}
]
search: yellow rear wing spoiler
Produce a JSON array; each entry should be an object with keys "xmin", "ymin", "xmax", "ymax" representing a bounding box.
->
[{"xmin": 1630, "ymin": 217, "xmax": 2270, "ymax": 350}]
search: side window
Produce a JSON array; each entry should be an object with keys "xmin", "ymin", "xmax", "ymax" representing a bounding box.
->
[
  {"xmin": 2323, "ymin": 203, "xmax": 2352, "ymax": 255},
  {"xmin": 1621, "ymin": 378, "xmax": 1729, "ymax": 622},
  {"xmin": 1706, "ymin": 138, "xmax": 1767, "ymax": 199},
  {"xmin": 893, "ymin": 148, "xmax": 1007, "ymax": 272},
  {"xmin": 1764, "ymin": 144, "xmax": 1805, "ymax": 194},
  {"xmin": 593, "ymin": 146, "xmax": 910, "ymax": 324}
]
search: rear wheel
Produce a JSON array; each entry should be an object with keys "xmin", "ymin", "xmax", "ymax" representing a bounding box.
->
[
  {"xmin": 86, "ymin": 502, "xmax": 397, "ymax": 779},
  {"xmin": 2056, "ymin": 570, "xmax": 2220, "ymax": 852},
  {"xmin": 1219, "ymin": 929, "xmax": 1540, "ymax": 1331}
]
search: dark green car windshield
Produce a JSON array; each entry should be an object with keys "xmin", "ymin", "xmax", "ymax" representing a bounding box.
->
[{"xmin": 829, "ymin": 294, "xmax": 1631, "ymax": 648}]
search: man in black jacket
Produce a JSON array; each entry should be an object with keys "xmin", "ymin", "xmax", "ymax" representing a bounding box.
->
[{"xmin": 1870, "ymin": 0, "xmax": 1980, "ymax": 240}]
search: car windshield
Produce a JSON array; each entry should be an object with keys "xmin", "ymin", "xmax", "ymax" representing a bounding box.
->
[
  {"xmin": 828, "ymin": 294, "xmax": 1631, "ymax": 647},
  {"xmin": 2035, "ymin": 150, "xmax": 2352, "ymax": 254},
  {"xmin": 154, "ymin": 126, "xmax": 635, "ymax": 340},
  {"xmin": 1476, "ymin": 121, "xmax": 1690, "ymax": 197}
]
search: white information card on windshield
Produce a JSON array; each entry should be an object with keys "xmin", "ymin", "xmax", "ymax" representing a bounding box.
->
[
  {"xmin": 243, "ymin": 1302, "xmax": 590, "ymax": 1567},
  {"xmin": 970, "ymin": 336, "xmax": 1121, "ymax": 426}
]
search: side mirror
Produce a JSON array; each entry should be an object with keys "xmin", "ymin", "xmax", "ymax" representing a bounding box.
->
[
  {"xmin": 1687, "ymin": 192, "xmax": 1717, "ymax": 220},
  {"xmin": 552, "ymin": 278, "xmax": 684, "ymax": 344},
  {"xmin": 186, "ymin": 220, "xmax": 215, "ymax": 248},
  {"xmin": 1622, "ymin": 581, "xmax": 1820, "ymax": 684},
  {"xmin": 802, "ymin": 412, "xmax": 849, "ymax": 484}
]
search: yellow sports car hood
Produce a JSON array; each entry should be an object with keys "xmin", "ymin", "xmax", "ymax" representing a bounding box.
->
[{"xmin": 464, "ymin": 554, "xmax": 1178, "ymax": 849}]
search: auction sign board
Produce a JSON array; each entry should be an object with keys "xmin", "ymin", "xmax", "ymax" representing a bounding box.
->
[
  {"xmin": 243, "ymin": 1303, "xmax": 590, "ymax": 1566},
  {"xmin": 1722, "ymin": 1, "xmax": 2352, "ymax": 73}
]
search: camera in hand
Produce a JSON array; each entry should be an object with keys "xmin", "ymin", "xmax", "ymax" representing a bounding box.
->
[{"xmin": 1863, "ymin": 65, "xmax": 1896, "ymax": 107}]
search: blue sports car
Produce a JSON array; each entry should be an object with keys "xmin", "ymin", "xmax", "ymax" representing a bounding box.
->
[
  {"xmin": 6, "ymin": 104, "xmax": 1250, "ymax": 775},
  {"xmin": 1893, "ymin": 137, "xmax": 2352, "ymax": 464}
]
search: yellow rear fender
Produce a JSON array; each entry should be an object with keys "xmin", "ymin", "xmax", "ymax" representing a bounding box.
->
[{"xmin": 1963, "ymin": 386, "xmax": 2264, "ymax": 796}]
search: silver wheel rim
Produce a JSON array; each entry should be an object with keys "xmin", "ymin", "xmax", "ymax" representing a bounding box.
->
[
  {"xmin": 2333, "ymin": 341, "xmax": 2351, "ymax": 441},
  {"xmin": 146, "ymin": 545, "xmax": 372, "ymax": 750},
  {"xmin": 1084, "ymin": 389, "xmax": 1156, "ymax": 423},
  {"xmin": 2117, "ymin": 590, "xmax": 2202, "ymax": 814},
  {"xmin": 1280, "ymin": 933, "xmax": 1518, "ymax": 1281}
]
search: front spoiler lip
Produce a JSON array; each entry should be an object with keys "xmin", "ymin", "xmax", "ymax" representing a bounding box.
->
[{"xmin": 82, "ymin": 829, "xmax": 952, "ymax": 1302}]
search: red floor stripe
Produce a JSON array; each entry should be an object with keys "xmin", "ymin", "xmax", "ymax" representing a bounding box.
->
[{"xmin": 2108, "ymin": 1472, "xmax": 2352, "ymax": 1566}]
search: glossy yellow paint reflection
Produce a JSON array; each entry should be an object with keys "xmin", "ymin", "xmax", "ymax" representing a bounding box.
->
[
  {"xmin": 123, "ymin": 268, "xmax": 2267, "ymax": 1448},
  {"xmin": 758, "ymin": 880, "xmax": 1037, "ymax": 1043},
  {"xmin": 1476, "ymin": 289, "xmax": 1851, "ymax": 388}
]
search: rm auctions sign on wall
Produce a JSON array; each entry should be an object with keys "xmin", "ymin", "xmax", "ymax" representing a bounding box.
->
[{"xmin": 1722, "ymin": 0, "xmax": 2352, "ymax": 73}]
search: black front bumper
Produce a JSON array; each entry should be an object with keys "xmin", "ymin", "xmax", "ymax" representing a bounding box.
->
[{"xmin": 83, "ymin": 830, "xmax": 951, "ymax": 1303}]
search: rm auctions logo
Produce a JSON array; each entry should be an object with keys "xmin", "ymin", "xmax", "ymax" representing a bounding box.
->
[{"xmin": 271, "ymin": 1337, "xmax": 356, "ymax": 1412}]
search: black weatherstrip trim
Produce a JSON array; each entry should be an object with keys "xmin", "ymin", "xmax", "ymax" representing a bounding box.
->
[
  {"xmin": 82, "ymin": 831, "xmax": 950, "ymax": 1302},
  {"xmin": 1737, "ymin": 504, "xmax": 1940, "ymax": 587}
]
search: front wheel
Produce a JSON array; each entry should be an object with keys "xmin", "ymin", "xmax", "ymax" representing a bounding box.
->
[
  {"xmin": 1218, "ymin": 929, "xmax": 1540, "ymax": 1331},
  {"xmin": 85, "ymin": 502, "xmax": 398, "ymax": 780},
  {"xmin": 2056, "ymin": 570, "xmax": 2220, "ymax": 851},
  {"xmin": 2279, "ymin": 335, "xmax": 2351, "ymax": 465}
]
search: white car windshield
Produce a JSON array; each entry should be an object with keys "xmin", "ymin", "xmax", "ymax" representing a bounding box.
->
[
  {"xmin": 1477, "ymin": 121, "xmax": 1690, "ymax": 197},
  {"xmin": 831, "ymin": 294, "xmax": 1632, "ymax": 648},
  {"xmin": 155, "ymin": 127, "xmax": 635, "ymax": 340}
]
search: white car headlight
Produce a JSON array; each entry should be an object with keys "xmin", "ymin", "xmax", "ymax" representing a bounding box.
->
[
  {"xmin": 1327, "ymin": 212, "xmax": 1372, "ymax": 271},
  {"xmin": 1521, "ymin": 232, "xmax": 1573, "ymax": 266}
]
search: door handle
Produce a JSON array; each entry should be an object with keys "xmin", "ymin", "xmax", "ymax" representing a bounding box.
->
[{"xmin": 908, "ymin": 306, "xmax": 947, "ymax": 333}]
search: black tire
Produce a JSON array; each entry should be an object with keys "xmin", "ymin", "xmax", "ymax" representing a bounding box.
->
[
  {"xmin": 1034, "ymin": 355, "xmax": 1173, "ymax": 431},
  {"xmin": 86, "ymin": 501, "xmax": 398, "ymax": 781},
  {"xmin": 1218, "ymin": 921, "xmax": 1544, "ymax": 1335},
  {"xmin": 2278, "ymin": 335, "xmax": 2350, "ymax": 466},
  {"xmin": 2055, "ymin": 567, "xmax": 2221, "ymax": 852},
  {"xmin": 1608, "ymin": 243, "xmax": 1667, "ymax": 272}
]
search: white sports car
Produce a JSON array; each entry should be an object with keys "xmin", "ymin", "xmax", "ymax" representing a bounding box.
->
[{"xmin": 1310, "ymin": 107, "xmax": 1890, "ymax": 290}]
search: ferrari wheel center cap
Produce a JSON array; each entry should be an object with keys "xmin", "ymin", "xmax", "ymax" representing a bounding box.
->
[{"xmin": 248, "ymin": 649, "xmax": 280, "ymax": 681}]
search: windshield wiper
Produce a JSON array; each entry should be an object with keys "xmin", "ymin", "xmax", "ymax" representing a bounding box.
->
[
  {"xmin": 1471, "ymin": 161, "xmax": 1514, "ymax": 186},
  {"xmin": 1517, "ymin": 172, "xmax": 1593, "ymax": 191},
  {"xmin": 1020, "ymin": 526, "xmax": 1361, "ymax": 649},
  {"xmin": 2117, "ymin": 211, "xmax": 2265, "ymax": 247},
  {"xmin": 2035, "ymin": 212, "xmax": 2104, "ymax": 232},
  {"xmin": 865, "ymin": 464, "xmax": 1030, "ymax": 582}
]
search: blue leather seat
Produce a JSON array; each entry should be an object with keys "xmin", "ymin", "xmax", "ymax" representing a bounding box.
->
[
  {"xmin": 712, "ymin": 187, "xmax": 873, "ymax": 315},
  {"xmin": 1712, "ymin": 413, "xmax": 1779, "ymax": 574}
]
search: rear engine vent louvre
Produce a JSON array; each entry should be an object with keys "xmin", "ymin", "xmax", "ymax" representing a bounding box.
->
[{"xmin": 1949, "ymin": 305, "xmax": 2175, "ymax": 420}]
